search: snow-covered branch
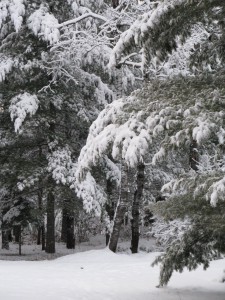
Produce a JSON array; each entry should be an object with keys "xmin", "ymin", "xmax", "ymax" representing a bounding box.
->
[{"xmin": 57, "ymin": 13, "xmax": 107, "ymax": 29}]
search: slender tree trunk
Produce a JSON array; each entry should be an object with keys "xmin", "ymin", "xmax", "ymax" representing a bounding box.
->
[
  {"xmin": 37, "ymin": 189, "xmax": 44, "ymax": 247},
  {"xmin": 2, "ymin": 229, "xmax": 10, "ymax": 250},
  {"xmin": 130, "ymin": 163, "xmax": 145, "ymax": 254},
  {"xmin": 46, "ymin": 190, "xmax": 55, "ymax": 253},
  {"xmin": 109, "ymin": 165, "xmax": 129, "ymax": 252},
  {"xmin": 37, "ymin": 173, "xmax": 44, "ymax": 246},
  {"xmin": 18, "ymin": 225, "xmax": 22, "ymax": 255},
  {"xmin": 105, "ymin": 179, "xmax": 116, "ymax": 246},
  {"xmin": 45, "ymin": 102, "xmax": 56, "ymax": 254},
  {"xmin": 41, "ymin": 225, "xmax": 45, "ymax": 251},
  {"xmin": 61, "ymin": 199, "xmax": 75, "ymax": 248},
  {"xmin": 66, "ymin": 215, "xmax": 75, "ymax": 249},
  {"xmin": 61, "ymin": 208, "xmax": 67, "ymax": 243},
  {"xmin": 13, "ymin": 225, "xmax": 21, "ymax": 243},
  {"xmin": 37, "ymin": 228, "xmax": 41, "ymax": 245}
]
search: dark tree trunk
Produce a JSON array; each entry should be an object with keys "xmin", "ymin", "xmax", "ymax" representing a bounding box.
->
[
  {"xmin": 46, "ymin": 190, "xmax": 55, "ymax": 253},
  {"xmin": 106, "ymin": 232, "xmax": 110, "ymax": 246},
  {"xmin": 41, "ymin": 225, "xmax": 45, "ymax": 251},
  {"xmin": 109, "ymin": 165, "xmax": 129, "ymax": 252},
  {"xmin": 130, "ymin": 163, "xmax": 145, "ymax": 254},
  {"xmin": 61, "ymin": 208, "xmax": 67, "ymax": 243},
  {"xmin": 105, "ymin": 179, "xmax": 116, "ymax": 246},
  {"xmin": 190, "ymin": 139, "xmax": 198, "ymax": 171},
  {"xmin": 37, "ymin": 178, "xmax": 44, "ymax": 246},
  {"xmin": 45, "ymin": 102, "xmax": 56, "ymax": 254},
  {"xmin": 61, "ymin": 199, "xmax": 75, "ymax": 249},
  {"xmin": 112, "ymin": 0, "xmax": 119, "ymax": 8},
  {"xmin": 18, "ymin": 225, "xmax": 22, "ymax": 255},
  {"xmin": 66, "ymin": 215, "xmax": 75, "ymax": 249},
  {"xmin": 37, "ymin": 228, "xmax": 41, "ymax": 245},
  {"xmin": 2, "ymin": 230, "xmax": 10, "ymax": 250},
  {"xmin": 13, "ymin": 225, "xmax": 21, "ymax": 243}
]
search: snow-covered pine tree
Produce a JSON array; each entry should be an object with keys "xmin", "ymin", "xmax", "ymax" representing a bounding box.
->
[
  {"xmin": 0, "ymin": 0, "xmax": 118, "ymax": 251},
  {"xmin": 109, "ymin": 0, "xmax": 225, "ymax": 77},
  {"xmin": 104, "ymin": 0, "xmax": 225, "ymax": 283},
  {"xmin": 76, "ymin": 73, "xmax": 225, "ymax": 276}
]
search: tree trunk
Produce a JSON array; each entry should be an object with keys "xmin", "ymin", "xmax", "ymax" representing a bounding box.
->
[
  {"xmin": 105, "ymin": 179, "xmax": 116, "ymax": 246},
  {"xmin": 45, "ymin": 102, "xmax": 56, "ymax": 254},
  {"xmin": 66, "ymin": 215, "xmax": 75, "ymax": 249},
  {"xmin": 2, "ymin": 229, "xmax": 10, "ymax": 250},
  {"xmin": 18, "ymin": 225, "xmax": 22, "ymax": 255},
  {"xmin": 13, "ymin": 225, "xmax": 21, "ymax": 243},
  {"xmin": 37, "ymin": 227, "xmax": 41, "ymax": 245},
  {"xmin": 130, "ymin": 163, "xmax": 145, "ymax": 254},
  {"xmin": 61, "ymin": 208, "xmax": 67, "ymax": 243},
  {"xmin": 109, "ymin": 165, "xmax": 129, "ymax": 252},
  {"xmin": 46, "ymin": 190, "xmax": 55, "ymax": 253},
  {"xmin": 41, "ymin": 225, "xmax": 45, "ymax": 251},
  {"xmin": 37, "ymin": 178, "xmax": 44, "ymax": 247}
]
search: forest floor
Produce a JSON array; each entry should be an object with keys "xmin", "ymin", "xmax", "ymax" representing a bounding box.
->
[
  {"xmin": 0, "ymin": 234, "xmax": 158, "ymax": 260},
  {"xmin": 0, "ymin": 235, "xmax": 225, "ymax": 300},
  {"xmin": 0, "ymin": 247, "xmax": 224, "ymax": 300}
]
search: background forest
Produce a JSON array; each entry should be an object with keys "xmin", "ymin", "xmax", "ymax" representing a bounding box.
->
[{"xmin": 0, "ymin": 0, "xmax": 225, "ymax": 287}]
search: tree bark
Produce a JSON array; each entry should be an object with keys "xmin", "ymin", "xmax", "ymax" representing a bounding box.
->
[
  {"xmin": 130, "ymin": 163, "xmax": 145, "ymax": 254},
  {"xmin": 41, "ymin": 225, "xmax": 45, "ymax": 251},
  {"xmin": 66, "ymin": 215, "xmax": 75, "ymax": 249},
  {"xmin": 109, "ymin": 165, "xmax": 129, "ymax": 252},
  {"xmin": 1, "ymin": 230, "xmax": 10, "ymax": 250},
  {"xmin": 46, "ymin": 190, "xmax": 55, "ymax": 253},
  {"xmin": 13, "ymin": 225, "xmax": 21, "ymax": 243},
  {"xmin": 18, "ymin": 225, "xmax": 22, "ymax": 255},
  {"xmin": 61, "ymin": 208, "xmax": 67, "ymax": 243},
  {"xmin": 45, "ymin": 102, "xmax": 56, "ymax": 254},
  {"xmin": 37, "ymin": 227, "xmax": 41, "ymax": 245},
  {"xmin": 105, "ymin": 179, "xmax": 116, "ymax": 246},
  {"xmin": 37, "ymin": 174, "xmax": 44, "ymax": 247}
]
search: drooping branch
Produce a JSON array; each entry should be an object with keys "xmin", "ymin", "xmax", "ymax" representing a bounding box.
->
[{"xmin": 109, "ymin": 0, "xmax": 224, "ymax": 68}]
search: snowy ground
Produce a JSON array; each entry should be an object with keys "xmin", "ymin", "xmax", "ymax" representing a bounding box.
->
[
  {"xmin": 0, "ymin": 247, "xmax": 225, "ymax": 299},
  {"xmin": 0, "ymin": 235, "xmax": 224, "ymax": 300},
  {"xmin": 0, "ymin": 235, "xmax": 158, "ymax": 260}
]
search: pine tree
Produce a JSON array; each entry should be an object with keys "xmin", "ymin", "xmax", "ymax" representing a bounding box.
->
[
  {"xmin": 0, "ymin": 0, "xmax": 117, "ymax": 251},
  {"xmin": 76, "ymin": 74, "xmax": 225, "ymax": 278}
]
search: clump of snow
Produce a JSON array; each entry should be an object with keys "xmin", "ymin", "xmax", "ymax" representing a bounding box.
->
[
  {"xmin": 192, "ymin": 120, "xmax": 212, "ymax": 144},
  {"xmin": 0, "ymin": 55, "xmax": 16, "ymax": 82},
  {"xmin": 9, "ymin": 0, "xmax": 25, "ymax": 32},
  {"xmin": 0, "ymin": 0, "xmax": 25, "ymax": 32},
  {"xmin": 27, "ymin": 4, "xmax": 60, "ymax": 44},
  {"xmin": 9, "ymin": 92, "xmax": 39, "ymax": 132},
  {"xmin": 207, "ymin": 176, "xmax": 225, "ymax": 207},
  {"xmin": 47, "ymin": 146, "xmax": 76, "ymax": 185},
  {"xmin": 152, "ymin": 147, "xmax": 165, "ymax": 165},
  {"xmin": 150, "ymin": 218, "xmax": 192, "ymax": 248},
  {"xmin": 0, "ymin": 0, "xmax": 9, "ymax": 30},
  {"xmin": 76, "ymin": 172, "xmax": 106, "ymax": 216}
]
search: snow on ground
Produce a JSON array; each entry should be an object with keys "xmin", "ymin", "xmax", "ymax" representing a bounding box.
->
[
  {"xmin": 0, "ymin": 247, "xmax": 224, "ymax": 300},
  {"xmin": 0, "ymin": 235, "xmax": 158, "ymax": 260}
]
